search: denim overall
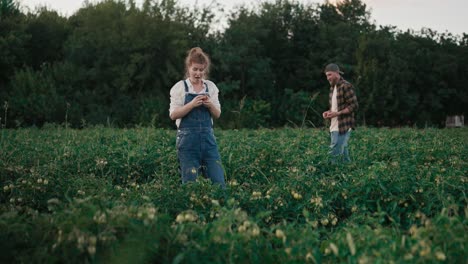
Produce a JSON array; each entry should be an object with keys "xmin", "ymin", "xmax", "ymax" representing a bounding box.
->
[{"xmin": 176, "ymin": 80, "xmax": 225, "ymax": 187}]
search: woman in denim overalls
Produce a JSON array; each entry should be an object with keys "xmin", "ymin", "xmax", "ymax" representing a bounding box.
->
[{"xmin": 169, "ymin": 47, "xmax": 225, "ymax": 187}]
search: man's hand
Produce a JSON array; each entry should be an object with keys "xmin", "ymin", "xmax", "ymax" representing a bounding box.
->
[
  {"xmin": 323, "ymin": 110, "xmax": 341, "ymax": 119},
  {"xmin": 327, "ymin": 111, "xmax": 340, "ymax": 118}
]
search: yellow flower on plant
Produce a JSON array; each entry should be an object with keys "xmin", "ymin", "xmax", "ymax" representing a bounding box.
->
[
  {"xmin": 275, "ymin": 229, "xmax": 285, "ymax": 239},
  {"xmin": 331, "ymin": 218, "xmax": 338, "ymax": 226},
  {"xmin": 87, "ymin": 246, "xmax": 96, "ymax": 255},
  {"xmin": 310, "ymin": 196, "xmax": 323, "ymax": 207},
  {"xmin": 311, "ymin": 220, "xmax": 318, "ymax": 228},
  {"xmin": 251, "ymin": 191, "xmax": 262, "ymax": 200},
  {"xmin": 228, "ymin": 180, "xmax": 238, "ymax": 186},
  {"xmin": 435, "ymin": 251, "xmax": 446, "ymax": 261},
  {"xmin": 329, "ymin": 243, "xmax": 339, "ymax": 256},
  {"xmin": 175, "ymin": 210, "xmax": 198, "ymax": 223},
  {"xmin": 176, "ymin": 214, "xmax": 185, "ymax": 223},
  {"xmin": 291, "ymin": 190, "xmax": 302, "ymax": 200},
  {"xmin": 184, "ymin": 213, "xmax": 197, "ymax": 222},
  {"xmin": 251, "ymin": 226, "xmax": 260, "ymax": 236}
]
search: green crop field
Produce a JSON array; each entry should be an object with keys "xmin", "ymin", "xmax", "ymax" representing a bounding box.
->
[{"xmin": 1, "ymin": 127, "xmax": 466, "ymax": 263}]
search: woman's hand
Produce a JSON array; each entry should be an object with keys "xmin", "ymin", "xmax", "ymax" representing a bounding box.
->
[
  {"xmin": 203, "ymin": 95, "xmax": 221, "ymax": 119},
  {"xmin": 190, "ymin": 95, "xmax": 208, "ymax": 109},
  {"xmin": 202, "ymin": 95, "xmax": 213, "ymax": 109}
]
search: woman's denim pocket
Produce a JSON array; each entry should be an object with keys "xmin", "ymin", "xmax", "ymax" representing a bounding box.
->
[
  {"xmin": 176, "ymin": 131, "xmax": 186, "ymax": 150},
  {"xmin": 206, "ymin": 132, "xmax": 217, "ymax": 149},
  {"xmin": 177, "ymin": 131, "xmax": 197, "ymax": 151}
]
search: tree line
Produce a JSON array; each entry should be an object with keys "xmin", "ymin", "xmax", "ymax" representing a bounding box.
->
[{"xmin": 1, "ymin": 0, "xmax": 467, "ymax": 129}]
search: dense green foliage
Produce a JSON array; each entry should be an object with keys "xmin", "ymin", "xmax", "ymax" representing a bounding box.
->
[
  {"xmin": 0, "ymin": 127, "xmax": 467, "ymax": 263},
  {"xmin": 1, "ymin": 0, "xmax": 467, "ymax": 128}
]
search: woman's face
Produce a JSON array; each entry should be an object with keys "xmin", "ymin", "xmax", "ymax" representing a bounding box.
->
[{"xmin": 188, "ymin": 63, "xmax": 206, "ymax": 83}]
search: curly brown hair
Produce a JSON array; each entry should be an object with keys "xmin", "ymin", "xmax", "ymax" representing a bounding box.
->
[{"xmin": 184, "ymin": 47, "xmax": 211, "ymax": 79}]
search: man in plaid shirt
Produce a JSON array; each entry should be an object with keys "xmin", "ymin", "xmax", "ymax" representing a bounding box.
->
[{"xmin": 322, "ymin": 63, "xmax": 358, "ymax": 163}]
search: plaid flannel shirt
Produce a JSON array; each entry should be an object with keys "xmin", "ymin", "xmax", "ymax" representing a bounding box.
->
[{"xmin": 329, "ymin": 78, "xmax": 358, "ymax": 134}]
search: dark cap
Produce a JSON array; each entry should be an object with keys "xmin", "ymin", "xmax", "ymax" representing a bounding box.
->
[{"xmin": 324, "ymin": 63, "xmax": 344, "ymax": 74}]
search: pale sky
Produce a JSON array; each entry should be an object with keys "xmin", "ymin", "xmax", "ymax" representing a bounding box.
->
[{"xmin": 19, "ymin": 0, "xmax": 467, "ymax": 36}]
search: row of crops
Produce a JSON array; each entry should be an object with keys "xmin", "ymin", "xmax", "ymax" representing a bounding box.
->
[{"xmin": 1, "ymin": 127, "xmax": 466, "ymax": 263}]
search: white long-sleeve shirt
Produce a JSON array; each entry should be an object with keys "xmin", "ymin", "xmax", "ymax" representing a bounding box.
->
[{"xmin": 169, "ymin": 78, "xmax": 221, "ymax": 127}]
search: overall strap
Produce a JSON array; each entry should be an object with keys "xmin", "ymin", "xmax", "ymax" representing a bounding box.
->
[
  {"xmin": 204, "ymin": 82, "xmax": 209, "ymax": 93},
  {"xmin": 183, "ymin": 80, "xmax": 189, "ymax": 93}
]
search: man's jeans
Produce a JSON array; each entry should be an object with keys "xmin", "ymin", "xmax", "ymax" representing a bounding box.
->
[{"xmin": 329, "ymin": 130, "xmax": 351, "ymax": 163}]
